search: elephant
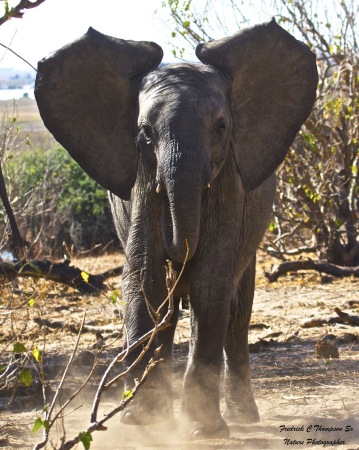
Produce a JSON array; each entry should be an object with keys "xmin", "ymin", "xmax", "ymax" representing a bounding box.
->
[{"xmin": 35, "ymin": 19, "xmax": 318, "ymax": 439}]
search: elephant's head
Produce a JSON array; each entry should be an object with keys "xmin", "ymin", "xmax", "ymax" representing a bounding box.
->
[{"xmin": 35, "ymin": 21, "xmax": 318, "ymax": 263}]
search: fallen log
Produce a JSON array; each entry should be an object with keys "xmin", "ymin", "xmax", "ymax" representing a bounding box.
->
[
  {"xmin": 0, "ymin": 259, "xmax": 123, "ymax": 293},
  {"xmin": 265, "ymin": 259, "xmax": 359, "ymax": 282}
]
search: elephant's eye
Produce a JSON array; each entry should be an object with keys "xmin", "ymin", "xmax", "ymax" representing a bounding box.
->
[
  {"xmin": 141, "ymin": 124, "xmax": 153, "ymax": 144},
  {"xmin": 215, "ymin": 119, "xmax": 227, "ymax": 137}
]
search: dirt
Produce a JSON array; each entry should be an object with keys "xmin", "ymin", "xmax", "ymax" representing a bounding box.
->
[{"xmin": 0, "ymin": 253, "xmax": 358, "ymax": 449}]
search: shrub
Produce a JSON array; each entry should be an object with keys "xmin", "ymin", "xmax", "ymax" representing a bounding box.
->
[{"xmin": 3, "ymin": 145, "xmax": 116, "ymax": 257}]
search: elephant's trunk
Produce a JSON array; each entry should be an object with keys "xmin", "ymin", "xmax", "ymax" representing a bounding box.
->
[
  {"xmin": 161, "ymin": 182, "xmax": 202, "ymax": 263},
  {"xmin": 159, "ymin": 142, "xmax": 207, "ymax": 263}
]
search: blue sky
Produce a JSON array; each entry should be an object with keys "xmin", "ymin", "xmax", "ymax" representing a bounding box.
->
[{"xmin": 0, "ymin": 0, "xmax": 177, "ymax": 71}]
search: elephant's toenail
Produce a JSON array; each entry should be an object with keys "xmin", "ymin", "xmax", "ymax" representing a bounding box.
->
[{"xmin": 191, "ymin": 428, "xmax": 206, "ymax": 440}]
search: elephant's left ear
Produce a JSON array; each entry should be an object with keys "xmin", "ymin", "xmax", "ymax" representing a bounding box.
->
[
  {"xmin": 196, "ymin": 19, "xmax": 318, "ymax": 191},
  {"xmin": 35, "ymin": 28, "xmax": 163, "ymax": 200}
]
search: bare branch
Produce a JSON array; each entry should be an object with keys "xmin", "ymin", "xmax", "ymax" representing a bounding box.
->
[
  {"xmin": 90, "ymin": 258, "xmax": 179, "ymax": 422},
  {"xmin": 33, "ymin": 313, "xmax": 87, "ymax": 450},
  {"xmin": 58, "ymin": 353, "xmax": 161, "ymax": 450},
  {"xmin": 0, "ymin": 42, "xmax": 36, "ymax": 71},
  {"xmin": 0, "ymin": 0, "xmax": 47, "ymax": 27}
]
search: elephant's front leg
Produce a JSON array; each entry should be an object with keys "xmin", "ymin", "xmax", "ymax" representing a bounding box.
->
[
  {"xmin": 223, "ymin": 256, "xmax": 260, "ymax": 424},
  {"xmin": 120, "ymin": 264, "xmax": 180, "ymax": 425},
  {"xmin": 182, "ymin": 282, "xmax": 232, "ymax": 439}
]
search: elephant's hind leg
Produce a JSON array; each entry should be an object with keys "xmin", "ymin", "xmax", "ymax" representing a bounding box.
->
[{"xmin": 223, "ymin": 256, "xmax": 260, "ymax": 424}]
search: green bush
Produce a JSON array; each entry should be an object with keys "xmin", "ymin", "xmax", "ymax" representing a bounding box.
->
[{"xmin": 4, "ymin": 145, "xmax": 116, "ymax": 257}]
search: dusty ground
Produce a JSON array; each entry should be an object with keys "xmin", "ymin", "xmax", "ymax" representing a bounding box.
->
[{"xmin": 0, "ymin": 253, "xmax": 359, "ymax": 450}]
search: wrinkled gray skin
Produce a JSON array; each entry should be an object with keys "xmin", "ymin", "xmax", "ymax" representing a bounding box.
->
[{"xmin": 35, "ymin": 19, "xmax": 318, "ymax": 439}]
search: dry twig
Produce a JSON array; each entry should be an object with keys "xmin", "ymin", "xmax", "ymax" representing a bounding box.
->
[{"xmin": 34, "ymin": 313, "xmax": 87, "ymax": 450}]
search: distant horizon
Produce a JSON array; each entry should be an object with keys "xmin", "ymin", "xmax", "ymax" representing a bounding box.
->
[
  {"xmin": 0, "ymin": 88, "xmax": 34, "ymax": 101},
  {"xmin": 0, "ymin": 66, "xmax": 35, "ymax": 73}
]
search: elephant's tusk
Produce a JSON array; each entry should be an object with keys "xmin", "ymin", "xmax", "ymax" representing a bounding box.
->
[
  {"xmin": 208, "ymin": 183, "xmax": 211, "ymax": 189},
  {"xmin": 156, "ymin": 184, "xmax": 162, "ymax": 194}
]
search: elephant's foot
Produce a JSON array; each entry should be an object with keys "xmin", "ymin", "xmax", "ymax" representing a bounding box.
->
[
  {"xmin": 182, "ymin": 400, "xmax": 230, "ymax": 440},
  {"xmin": 189, "ymin": 420, "xmax": 230, "ymax": 440},
  {"xmin": 120, "ymin": 394, "xmax": 173, "ymax": 425},
  {"xmin": 224, "ymin": 395, "xmax": 260, "ymax": 424}
]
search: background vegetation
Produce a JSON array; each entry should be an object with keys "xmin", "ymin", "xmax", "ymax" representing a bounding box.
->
[
  {"xmin": 1, "ymin": 120, "xmax": 115, "ymax": 257},
  {"xmin": 6, "ymin": 145, "xmax": 115, "ymax": 256}
]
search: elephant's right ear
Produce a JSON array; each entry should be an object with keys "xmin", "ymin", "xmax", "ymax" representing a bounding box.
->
[{"xmin": 35, "ymin": 28, "xmax": 163, "ymax": 200}]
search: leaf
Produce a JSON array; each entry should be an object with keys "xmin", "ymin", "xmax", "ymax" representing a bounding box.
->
[
  {"xmin": 19, "ymin": 368, "xmax": 33, "ymax": 387},
  {"xmin": 28, "ymin": 298, "xmax": 36, "ymax": 307},
  {"xmin": 32, "ymin": 418, "xmax": 44, "ymax": 434},
  {"xmin": 13, "ymin": 342, "xmax": 26, "ymax": 353},
  {"xmin": 33, "ymin": 347, "xmax": 41, "ymax": 363},
  {"xmin": 122, "ymin": 389, "xmax": 133, "ymax": 400},
  {"xmin": 268, "ymin": 222, "xmax": 277, "ymax": 232},
  {"xmin": 4, "ymin": 0, "xmax": 9, "ymax": 15},
  {"xmin": 110, "ymin": 290, "xmax": 121, "ymax": 304},
  {"xmin": 81, "ymin": 271, "xmax": 90, "ymax": 283},
  {"xmin": 79, "ymin": 431, "xmax": 93, "ymax": 450}
]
